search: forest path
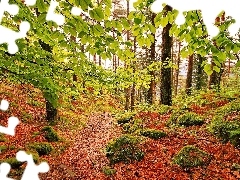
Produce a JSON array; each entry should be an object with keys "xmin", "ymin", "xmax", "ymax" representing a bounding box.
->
[{"xmin": 40, "ymin": 112, "xmax": 122, "ymax": 180}]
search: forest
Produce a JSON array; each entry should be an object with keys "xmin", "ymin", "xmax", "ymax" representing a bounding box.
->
[{"xmin": 0, "ymin": 0, "xmax": 240, "ymax": 179}]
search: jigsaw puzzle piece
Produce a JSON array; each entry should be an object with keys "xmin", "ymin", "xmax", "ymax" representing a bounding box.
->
[{"xmin": 16, "ymin": 151, "xmax": 50, "ymax": 180}]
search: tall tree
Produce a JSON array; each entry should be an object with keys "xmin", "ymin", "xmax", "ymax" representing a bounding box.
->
[
  {"xmin": 160, "ymin": 5, "xmax": 173, "ymax": 105},
  {"xmin": 146, "ymin": 12, "xmax": 156, "ymax": 104},
  {"xmin": 185, "ymin": 54, "xmax": 194, "ymax": 95}
]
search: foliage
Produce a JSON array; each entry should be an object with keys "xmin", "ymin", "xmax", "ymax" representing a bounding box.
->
[
  {"xmin": 140, "ymin": 128, "xmax": 167, "ymax": 140},
  {"xmin": 105, "ymin": 134, "xmax": 144, "ymax": 165},
  {"xmin": 172, "ymin": 145, "xmax": 211, "ymax": 169},
  {"xmin": 177, "ymin": 112, "xmax": 204, "ymax": 127},
  {"xmin": 41, "ymin": 126, "xmax": 60, "ymax": 142},
  {"xmin": 157, "ymin": 104, "xmax": 172, "ymax": 115},
  {"xmin": 28, "ymin": 142, "xmax": 54, "ymax": 156}
]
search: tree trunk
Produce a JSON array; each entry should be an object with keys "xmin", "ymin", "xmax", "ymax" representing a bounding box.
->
[
  {"xmin": 160, "ymin": 5, "xmax": 173, "ymax": 105},
  {"xmin": 46, "ymin": 99, "xmax": 58, "ymax": 122},
  {"xmin": 147, "ymin": 12, "xmax": 156, "ymax": 104},
  {"xmin": 174, "ymin": 41, "xmax": 181, "ymax": 95},
  {"xmin": 130, "ymin": 37, "xmax": 137, "ymax": 111},
  {"xmin": 185, "ymin": 54, "xmax": 194, "ymax": 95},
  {"xmin": 124, "ymin": 0, "xmax": 131, "ymax": 111},
  {"xmin": 195, "ymin": 54, "xmax": 205, "ymax": 90}
]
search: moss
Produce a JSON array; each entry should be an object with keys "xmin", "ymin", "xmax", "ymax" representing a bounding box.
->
[
  {"xmin": 106, "ymin": 135, "xmax": 144, "ymax": 165},
  {"xmin": 25, "ymin": 151, "xmax": 40, "ymax": 163},
  {"xmin": 28, "ymin": 142, "xmax": 53, "ymax": 156},
  {"xmin": 1, "ymin": 157, "xmax": 24, "ymax": 169},
  {"xmin": 41, "ymin": 126, "xmax": 60, "ymax": 142},
  {"xmin": 122, "ymin": 119, "xmax": 143, "ymax": 135},
  {"xmin": 0, "ymin": 133, "xmax": 7, "ymax": 142},
  {"xmin": 158, "ymin": 105, "xmax": 171, "ymax": 115},
  {"xmin": 166, "ymin": 110, "xmax": 185, "ymax": 127},
  {"xmin": 140, "ymin": 129, "xmax": 167, "ymax": 140},
  {"xmin": 0, "ymin": 145, "xmax": 7, "ymax": 153},
  {"xmin": 229, "ymin": 129, "xmax": 240, "ymax": 148},
  {"xmin": 208, "ymin": 117, "xmax": 240, "ymax": 143},
  {"xmin": 172, "ymin": 145, "xmax": 211, "ymax": 169},
  {"xmin": 102, "ymin": 166, "xmax": 116, "ymax": 176},
  {"xmin": 177, "ymin": 112, "xmax": 204, "ymax": 127}
]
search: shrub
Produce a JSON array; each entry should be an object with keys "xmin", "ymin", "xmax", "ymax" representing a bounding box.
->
[
  {"xmin": 172, "ymin": 145, "xmax": 211, "ymax": 169},
  {"xmin": 140, "ymin": 129, "xmax": 167, "ymax": 140},
  {"xmin": 106, "ymin": 135, "xmax": 144, "ymax": 165},
  {"xmin": 177, "ymin": 112, "xmax": 204, "ymax": 127},
  {"xmin": 28, "ymin": 142, "xmax": 53, "ymax": 156},
  {"xmin": 41, "ymin": 126, "xmax": 60, "ymax": 142}
]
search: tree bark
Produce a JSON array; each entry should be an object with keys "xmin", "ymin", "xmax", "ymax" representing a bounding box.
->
[
  {"xmin": 185, "ymin": 54, "xmax": 194, "ymax": 95},
  {"xmin": 147, "ymin": 12, "xmax": 156, "ymax": 104},
  {"xmin": 160, "ymin": 5, "xmax": 173, "ymax": 105},
  {"xmin": 174, "ymin": 41, "xmax": 181, "ymax": 95}
]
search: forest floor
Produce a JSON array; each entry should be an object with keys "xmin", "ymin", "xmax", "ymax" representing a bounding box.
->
[{"xmin": 1, "ymin": 81, "xmax": 240, "ymax": 179}]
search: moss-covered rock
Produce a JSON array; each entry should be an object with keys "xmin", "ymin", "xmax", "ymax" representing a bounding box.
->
[
  {"xmin": 28, "ymin": 142, "xmax": 53, "ymax": 156},
  {"xmin": 140, "ymin": 129, "xmax": 167, "ymax": 140},
  {"xmin": 106, "ymin": 134, "xmax": 144, "ymax": 165},
  {"xmin": 41, "ymin": 126, "xmax": 60, "ymax": 142},
  {"xmin": 177, "ymin": 112, "xmax": 204, "ymax": 127},
  {"xmin": 172, "ymin": 145, "xmax": 211, "ymax": 169}
]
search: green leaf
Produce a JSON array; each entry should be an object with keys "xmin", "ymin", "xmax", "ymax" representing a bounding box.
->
[
  {"xmin": 134, "ymin": 18, "xmax": 141, "ymax": 25},
  {"xmin": 37, "ymin": 0, "xmax": 46, "ymax": 12},
  {"xmin": 93, "ymin": 24, "xmax": 104, "ymax": 36},
  {"xmin": 37, "ymin": 13, "xmax": 47, "ymax": 23},
  {"xmin": 213, "ymin": 66, "xmax": 220, "ymax": 73},
  {"xmin": 204, "ymin": 64, "xmax": 213, "ymax": 75},
  {"xmin": 235, "ymin": 60, "xmax": 240, "ymax": 67},
  {"xmin": 90, "ymin": 8, "xmax": 104, "ymax": 21}
]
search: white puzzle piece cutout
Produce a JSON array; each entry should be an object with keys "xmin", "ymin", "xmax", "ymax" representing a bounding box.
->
[
  {"xmin": 0, "ymin": 100, "xmax": 20, "ymax": 136},
  {"xmin": 46, "ymin": 0, "xmax": 65, "ymax": 26},
  {"xmin": 16, "ymin": 151, "xmax": 50, "ymax": 180},
  {"xmin": 0, "ymin": 116, "xmax": 19, "ymax": 136},
  {"xmin": 0, "ymin": 163, "xmax": 14, "ymax": 180},
  {"xmin": 0, "ymin": 99, "xmax": 9, "ymax": 111},
  {"xmin": 150, "ymin": 0, "xmax": 240, "ymax": 38},
  {"xmin": 0, "ymin": 0, "xmax": 30, "ymax": 54}
]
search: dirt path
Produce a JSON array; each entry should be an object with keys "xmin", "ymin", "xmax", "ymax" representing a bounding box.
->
[{"xmin": 40, "ymin": 112, "xmax": 122, "ymax": 180}]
